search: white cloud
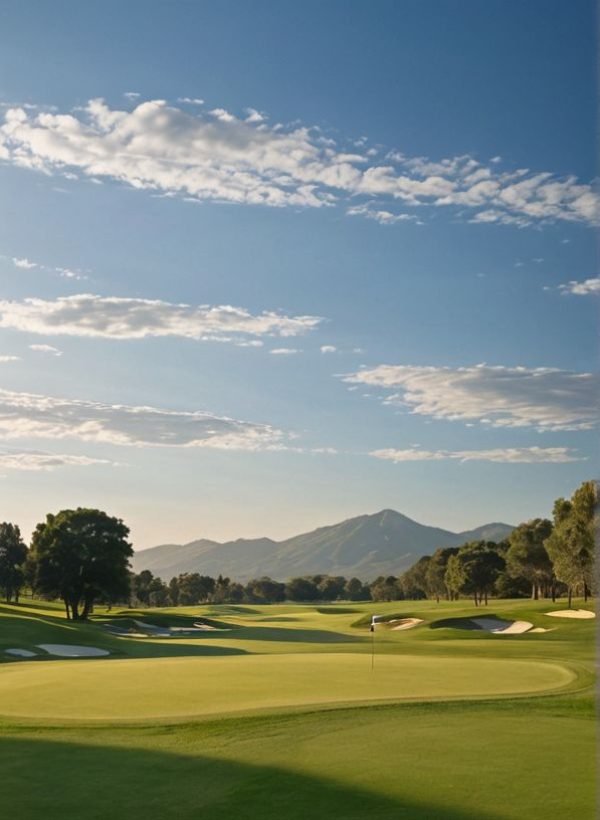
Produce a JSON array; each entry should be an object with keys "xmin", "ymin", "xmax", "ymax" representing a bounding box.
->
[
  {"xmin": 347, "ymin": 203, "xmax": 420, "ymax": 225},
  {"xmin": 0, "ymin": 97, "xmax": 596, "ymax": 226},
  {"xmin": 0, "ymin": 388, "xmax": 288, "ymax": 450},
  {"xmin": 320, "ymin": 345, "xmax": 337, "ymax": 353},
  {"xmin": 4, "ymin": 253, "xmax": 88, "ymax": 280},
  {"xmin": 343, "ymin": 363, "xmax": 599, "ymax": 431},
  {"xmin": 12, "ymin": 257, "xmax": 37, "ymax": 269},
  {"xmin": 0, "ymin": 355, "xmax": 19, "ymax": 363},
  {"xmin": 558, "ymin": 277, "xmax": 600, "ymax": 296},
  {"xmin": 371, "ymin": 446, "xmax": 582, "ymax": 464},
  {"xmin": 269, "ymin": 347, "xmax": 300, "ymax": 355},
  {"xmin": 124, "ymin": 92, "xmax": 141, "ymax": 100},
  {"xmin": 0, "ymin": 294, "xmax": 322, "ymax": 343},
  {"xmin": 177, "ymin": 97, "xmax": 205, "ymax": 106},
  {"xmin": 29, "ymin": 343, "xmax": 62, "ymax": 356},
  {"xmin": 0, "ymin": 449, "xmax": 113, "ymax": 470}
]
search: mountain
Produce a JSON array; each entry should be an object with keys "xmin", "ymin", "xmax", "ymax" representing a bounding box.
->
[{"xmin": 132, "ymin": 509, "xmax": 514, "ymax": 582}]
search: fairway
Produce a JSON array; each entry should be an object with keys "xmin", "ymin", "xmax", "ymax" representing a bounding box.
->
[
  {"xmin": 0, "ymin": 652, "xmax": 575, "ymax": 721},
  {"xmin": 0, "ymin": 598, "xmax": 595, "ymax": 819}
]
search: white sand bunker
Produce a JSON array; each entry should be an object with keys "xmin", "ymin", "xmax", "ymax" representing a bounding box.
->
[
  {"xmin": 529, "ymin": 627, "xmax": 553, "ymax": 633},
  {"xmin": 545, "ymin": 609, "xmax": 595, "ymax": 619},
  {"xmin": 472, "ymin": 618, "xmax": 533, "ymax": 634},
  {"xmin": 389, "ymin": 618, "xmax": 424, "ymax": 631},
  {"xmin": 37, "ymin": 644, "xmax": 110, "ymax": 657},
  {"xmin": 5, "ymin": 648, "xmax": 37, "ymax": 657},
  {"xmin": 131, "ymin": 619, "xmax": 229, "ymax": 636}
]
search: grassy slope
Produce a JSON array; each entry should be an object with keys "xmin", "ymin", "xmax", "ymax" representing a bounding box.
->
[{"xmin": 0, "ymin": 597, "xmax": 596, "ymax": 819}]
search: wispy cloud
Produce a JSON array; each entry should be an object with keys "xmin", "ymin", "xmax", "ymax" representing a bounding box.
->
[
  {"xmin": 320, "ymin": 345, "xmax": 337, "ymax": 353},
  {"xmin": 0, "ymin": 388, "xmax": 288, "ymax": 451},
  {"xmin": 0, "ymin": 355, "xmax": 19, "ymax": 363},
  {"xmin": 0, "ymin": 97, "xmax": 596, "ymax": 226},
  {"xmin": 3, "ymin": 253, "xmax": 88, "ymax": 280},
  {"xmin": 0, "ymin": 449, "xmax": 114, "ymax": 471},
  {"xmin": 342, "ymin": 363, "xmax": 599, "ymax": 431},
  {"xmin": 371, "ymin": 446, "xmax": 583, "ymax": 464},
  {"xmin": 269, "ymin": 347, "xmax": 301, "ymax": 355},
  {"xmin": 557, "ymin": 277, "xmax": 600, "ymax": 296},
  {"xmin": 12, "ymin": 257, "xmax": 37, "ymax": 269},
  {"xmin": 0, "ymin": 294, "xmax": 323, "ymax": 344},
  {"xmin": 29, "ymin": 343, "xmax": 62, "ymax": 356}
]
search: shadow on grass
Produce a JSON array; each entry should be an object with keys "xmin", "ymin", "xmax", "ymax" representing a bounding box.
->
[{"xmin": 0, "ymin": 736, "xmax": 502, "ymax": 820}]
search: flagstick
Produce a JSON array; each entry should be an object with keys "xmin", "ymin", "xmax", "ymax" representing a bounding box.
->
[{"xmin": 371, "ymin": 625, "xmax": 375, "ymax": 671}]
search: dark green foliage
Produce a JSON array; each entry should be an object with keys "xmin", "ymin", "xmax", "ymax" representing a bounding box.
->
[
  {"xmin": 506, "ymin": 518, "xmax": 554, "ymax": 599},
  {"xmin": 0, "ymin": 522, "xmax": 27, "ymax": 602},
  {"xmin": 284, "ymin": 577, "xmax": 320, "ymax": 601},
  {"xmin": 545, "ymin": 480, "xmax": 597, "ymax": 605},
  {"xmin": 29, "ymin": 508, "xmax": 132, "ymax": 620}
]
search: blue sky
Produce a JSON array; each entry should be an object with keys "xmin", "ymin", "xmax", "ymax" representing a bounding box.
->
[{"xmin": 0, "ymin": 0, "xmax": 597, "ymax": 547}]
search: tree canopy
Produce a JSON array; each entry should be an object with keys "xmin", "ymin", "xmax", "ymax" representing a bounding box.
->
[{"xmin": 29, "ymin": 508, "xmax": 132, "ymax": 620}]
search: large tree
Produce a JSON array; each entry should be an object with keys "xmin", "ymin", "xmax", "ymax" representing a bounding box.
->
[
  {"xmin": 506, "ymin": 518, "xmax": 554, "ymax": 600},
  {"xmin": 29, "ymin": 508, "xmax": 132, "ymax": 620},
  {"xmin": 545, "ymin": 481, "xmax": 597, "ymax": 606},
  {"xmin": 0, "ymin": 522, "xmax": 28, "ymax": 603},
  {"xmin": 445, "ymin": 541, "xmax": 505, "ymax": 605},
  {"xmin": 425, "ymin": 547, "xmax": 459, "ymax": 602}
]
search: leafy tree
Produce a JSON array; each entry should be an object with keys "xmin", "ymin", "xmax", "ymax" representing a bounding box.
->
[
  {"xmin": 148, "ymin": 577, "xmax": 169, "ymax": 606},
  {"xmin": 176, "ymin": 573, "xmax": 215, "ymax": 605},
  {"xmin": 0, "ymin": 522, "xmax": 27, "ymax": 603},
  {"xmin": 399, "ymin": 556, "xmax": 431, "ymax": 599},
  {"xmin": 506, "ymin": 519, "xmax": 554, "ymax": 600},
  {"xmin": 545, "ymin": 481, "xmax": 597, "ymax": 606},
  {"xmin": 425, "ymin": 547, "xmax": 459, "ymax": 602},
  {"xmin": 444, "ymin": 542, "xmax": 505, "ymax": 605},
  {"xmin": 29, "ymin": 508, "xmax": 132, "ymax": 620},
  {"xmin": 370, "ymin": 575, "xmax": 402, "ymax": 602},
  {"xmin": 285, "ymin": 576, "xmax": 319, "ymax": 601},
  {"xmin": 246, "ymin": 577, "xmax": 285, "ymax": 603},
  {"xmin": 131, "ymin": 570, "xmax": 154, "ymax": 606},
  {"xmin": 318, "ymin": 576, "xmax": 347, "ymax": 600},
  {"xmin": 344, "ymin": 576, "xmax": 371, "ymax": 601},
  {"xmin": 168, "ymin": 576, "xmax": 180, "ymax": 606}
]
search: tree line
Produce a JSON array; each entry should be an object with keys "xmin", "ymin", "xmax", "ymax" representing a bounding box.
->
[
  {"xmin": 0, "ymin": 481, "xmax": 595, "ymax": 618},
  {"xmin": 376, "ymin": 480, "xmax": 596, "ymax": 606}
]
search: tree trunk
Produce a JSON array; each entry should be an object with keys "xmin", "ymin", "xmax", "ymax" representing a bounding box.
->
[
  {"xmin": 484, "ymin": 591, "xmax": 488, "ymax": 605},
  {"xmin": 551, "ymin": 582, "xmax": 556, "ymax": 603},
  {"xmin": 531, "ymin": 582, "xmax": 538, "ymax": 600},
  {"xmin": 567, "ymin": 586, "xmax": 572, "ymax": 608},
  {"xmin": 473, "ymin": 593, "xmax": 478, "ymax": 606}
]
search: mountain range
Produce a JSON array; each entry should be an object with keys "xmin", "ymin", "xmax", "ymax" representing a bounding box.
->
[{"xmin": 132, "ymin": 509, "xmax": 514, "ymax": 582}]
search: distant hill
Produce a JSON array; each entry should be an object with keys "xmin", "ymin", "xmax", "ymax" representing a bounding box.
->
[{"xmin": 132, "ymin": 509, "xmax": 514, "ymax": 582}]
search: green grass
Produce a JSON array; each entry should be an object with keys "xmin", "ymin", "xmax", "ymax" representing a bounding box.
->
[{"xmin": 0, "ymin": 597, "xmax": 595, "ymax": 819}]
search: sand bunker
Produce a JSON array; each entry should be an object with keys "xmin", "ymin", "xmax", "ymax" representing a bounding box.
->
[
  {"xmin": 545, "ymin": 609, "xmax": 595, "ymax": 619},
  {"xmin": 131, "ymin": 619, "xmax": 228, "ymax": 636},
  {"xmin": 529, "ymin": 627, "xmax": 553, "ymax": 633},
  {"xmin": 471, "ymin": 618, "xmax": 533, "ymax": 634},
  {"xmin": 5, "ymin": 648, "xmax": 37, "ymax": 657},
  {"xmin": 37, "ymin": 644, "xmax": 110, "ymax": 657},
  {"xmin": 389, "ymin": 618, "xmax": 424, "ymax": 631}
]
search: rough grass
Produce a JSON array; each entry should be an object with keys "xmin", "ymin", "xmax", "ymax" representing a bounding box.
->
[{"xmin": 0, "ymin": 597, "xmax": 595, "ymax": 819}]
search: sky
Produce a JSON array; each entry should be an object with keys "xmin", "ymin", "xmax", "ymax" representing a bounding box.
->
[{"xmin": 0, "ymin": 0, "xmax": 597, "ymax": 548}]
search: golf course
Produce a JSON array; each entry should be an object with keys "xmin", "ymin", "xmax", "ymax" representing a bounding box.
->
[{"xmin": 0, "ymin": 596, "xmax": 595, "ymax": 819}]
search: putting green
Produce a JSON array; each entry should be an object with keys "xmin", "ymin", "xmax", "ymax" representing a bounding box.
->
[{"xmin": 0, "ymin": 652, "xmax": 574, "ymax": 721}]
